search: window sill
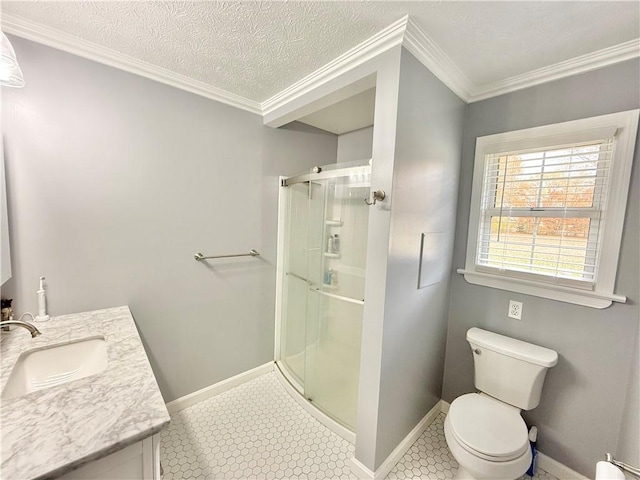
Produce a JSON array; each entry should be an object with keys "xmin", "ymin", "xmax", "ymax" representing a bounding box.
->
[{"xmin": 457, "ymin": 269, "xmax": 626, "ymax": 309}]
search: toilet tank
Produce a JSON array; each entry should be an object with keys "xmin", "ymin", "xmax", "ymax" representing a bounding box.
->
[{"xmin": 467, "ymin": 328, "xmax": 558, "ymax": 410}]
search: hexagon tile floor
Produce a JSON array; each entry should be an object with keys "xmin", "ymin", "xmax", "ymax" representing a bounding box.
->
[{"xmin": 160, "ymin": 372, "xmax": 559, "ymax": 480}]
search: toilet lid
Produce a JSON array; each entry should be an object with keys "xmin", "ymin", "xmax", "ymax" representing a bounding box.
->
[{"xmin": 448, "ymin": 394, "xmax": 529, "ymax": 460}]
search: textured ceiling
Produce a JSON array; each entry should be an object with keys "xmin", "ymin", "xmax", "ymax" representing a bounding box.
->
[{"xmin": 2, "ymin": 1, "xmax": 639, "ymax": 103}]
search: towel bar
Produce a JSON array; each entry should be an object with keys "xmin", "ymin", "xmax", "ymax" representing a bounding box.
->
[{"xmin": 194, "ymin": 250, "xmax": 260, "ymax": 261}]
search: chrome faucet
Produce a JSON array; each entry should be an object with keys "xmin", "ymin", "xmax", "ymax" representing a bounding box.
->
[{"xmin": 0, "ymin": 320, "xmax": 41, "ymax": 338}]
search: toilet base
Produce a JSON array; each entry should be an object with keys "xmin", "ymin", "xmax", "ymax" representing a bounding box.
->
[
  {"xmin": 453, "ymin": 465, "xmax": 515, "ymax": 480},
  {"xmin": 454, "ymin": 465, "xmax": 481, "ymax": 480}
]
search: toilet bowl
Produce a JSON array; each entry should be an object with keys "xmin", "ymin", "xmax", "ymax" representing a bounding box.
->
[
  {"xmin": 445, "ymin": 328, "xmax": 558, "ymax": 480},
  {"xmin": 445, "ymin": 393, "xmax": 531, "ymax": 480}
]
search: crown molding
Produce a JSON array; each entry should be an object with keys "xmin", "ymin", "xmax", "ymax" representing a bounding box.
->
[
  {"xmin": 402, "ymin": 18, "xmax": 474, "ymax": 102},
  {"xmin": 261, "ymin": 16, "xmax": 639, "ymax": 115},
  {"xmin": 1, "ymin": 13, "xmax": 262, "ymax": 115},
  {"xmin": 2, "ymin": 11, "xmax": 638, "ymax": 115},
  {"xmin": 469, "ymin": 38, "xmax": 640, "ymax": 102},
  {"xmin": 260, "ymin": 15, "xmax": 409, "ymax": 116}
]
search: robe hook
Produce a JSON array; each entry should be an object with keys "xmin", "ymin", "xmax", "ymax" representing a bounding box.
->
[{"xmin": 364, "ymin": 190, "xmax": 386, "ymax": 206}]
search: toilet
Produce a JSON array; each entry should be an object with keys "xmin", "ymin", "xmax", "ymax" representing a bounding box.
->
[{"xmin": 444, "ymin": 327, "xmax": 558, "ymax": 480}]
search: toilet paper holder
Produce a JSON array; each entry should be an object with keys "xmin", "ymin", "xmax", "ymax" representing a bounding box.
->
[{"xmin": 605, "ymin": 453, "xmax": 640, "ymax": 478}]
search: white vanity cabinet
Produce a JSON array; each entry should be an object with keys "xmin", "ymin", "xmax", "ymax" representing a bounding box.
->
[
  {"xmin": 59, "ymin": 434, "xmax": 161, "ymax": 480},
  {"xmin": 0, "ymin": 307, "xmax": 170, "ymax": 480}
]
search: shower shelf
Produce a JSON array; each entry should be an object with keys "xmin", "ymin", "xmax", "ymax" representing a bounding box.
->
[
  {"xmin": 324, "ymin": 252, "xmax": 341, "ymax": 258},
  {"xmin": 325, "ymin": 220, "xmax": 343, "ymax": 226}
]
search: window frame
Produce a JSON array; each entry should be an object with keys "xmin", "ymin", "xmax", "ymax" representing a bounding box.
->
[{"xmin": 459, "ymin": 110, "xmax": 639, "ymax": 309}]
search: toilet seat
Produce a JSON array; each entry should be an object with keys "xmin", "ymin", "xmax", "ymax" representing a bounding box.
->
[{"xmin": 448, "ymin": 393, "xmax": 529, "ymax": 462}]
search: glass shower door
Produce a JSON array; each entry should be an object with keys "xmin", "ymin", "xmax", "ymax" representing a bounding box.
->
[
  {"xmin": 304, "ymin": 171, "xmax": 370, "ymax": 431},
  {"xmin": 280, "ymin": 182, "xmax": 311, "ymax": 388},
  {"xmin": 279, "ymin": 178, "xmax": 329, "ymax": 391},
  {"xmin": 279, "ymin": 162, "xmax": 370, "ymax": 432}
]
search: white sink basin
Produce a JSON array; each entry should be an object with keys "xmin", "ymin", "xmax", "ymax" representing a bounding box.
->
[{"xmin": 2, "ymin": 336, "xmax": 108, "ymax": 399}]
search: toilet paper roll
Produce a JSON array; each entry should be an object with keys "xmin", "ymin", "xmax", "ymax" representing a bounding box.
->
[{"xmin": 595, "ymin": 461, "xmax": 626, "ymax": 480}]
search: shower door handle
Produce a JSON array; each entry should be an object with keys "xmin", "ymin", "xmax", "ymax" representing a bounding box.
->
[
  {"xmin": 286, "ymin": 272, "xmax": 310, "ymax": 284},
  {"xmin": 310, "ymin": 288, "xmax": 365, "ymax": 306}
]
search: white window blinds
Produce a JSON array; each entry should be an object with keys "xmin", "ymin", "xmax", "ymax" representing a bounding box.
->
[
  {"xmin": 475, "ymin": 136, "xmax": 616, "ymax": 288},
  {"xmin": 462, "ymin": 110, "xmax": 639, "ymax": 308}
]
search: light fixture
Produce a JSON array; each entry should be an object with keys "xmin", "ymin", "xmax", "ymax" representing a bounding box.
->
[{"xmin": 1, "ymin": 32, "xmax": 25, "ymax": 88}]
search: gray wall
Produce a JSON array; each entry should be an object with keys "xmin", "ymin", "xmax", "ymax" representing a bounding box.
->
[
  {"xmin": 442, "ymin": 59, "xmax": 640, "ymax": 478},
  {"xmin": 617, "ymin": 322, "xmax": 639, "ymax": 466},
  {"xmin": 0, "ymin": 36, "xmax": 336, "ymax": 402},
  {"xmin": 374, "ymin": 49, "xmax": 465, "ymax": 468},
  {"xmin": 337, "ymin": 126, "xmax": 373, "ymax": 164}
]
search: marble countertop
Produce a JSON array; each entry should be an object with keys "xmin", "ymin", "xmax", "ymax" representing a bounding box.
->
[{"xmin": 0, "ymin": 306, "xmax": 170, "ymax": 479}]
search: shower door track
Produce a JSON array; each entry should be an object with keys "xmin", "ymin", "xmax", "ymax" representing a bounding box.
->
[{"xmin": 281, "ymin": 163, "xmax": 371, "ymax": 186}]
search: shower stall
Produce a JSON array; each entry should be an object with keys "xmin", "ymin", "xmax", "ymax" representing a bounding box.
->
[{"xmin": 276, "ymin": 160, "xmax": 371, "ymax": 434}]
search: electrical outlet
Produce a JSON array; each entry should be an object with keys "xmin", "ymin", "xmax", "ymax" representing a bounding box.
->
[{"xmin": 508, "ymin": 300, "xmax": 523, "ymax": 320}]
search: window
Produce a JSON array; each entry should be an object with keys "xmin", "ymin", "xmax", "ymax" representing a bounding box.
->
[{"xmin": 460, "ymin": 110, "xmax": 639, "ymax": 308}]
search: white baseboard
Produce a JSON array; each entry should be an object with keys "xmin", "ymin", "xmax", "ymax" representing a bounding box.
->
[
  {"xmin": 373, "ymin": 400, "xmax": 445, "ymax": 479},
  {"xmin": 538, "ymin": 453, "xmax": 589, "ymax": 480},
  {"xmin": 440, "ymin": 400, "xmax": 588, "ymax": 480},
  {"xmin": 349, "ymin": 457, "xmax": 376, "ymax": 480},
  {"xmin": 348, "ymin": 400, "xmax": 445, "ymax": 479},
  {"xmin": 165, "ymin": 362, "xmax": 274, "ymax": 414}
]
